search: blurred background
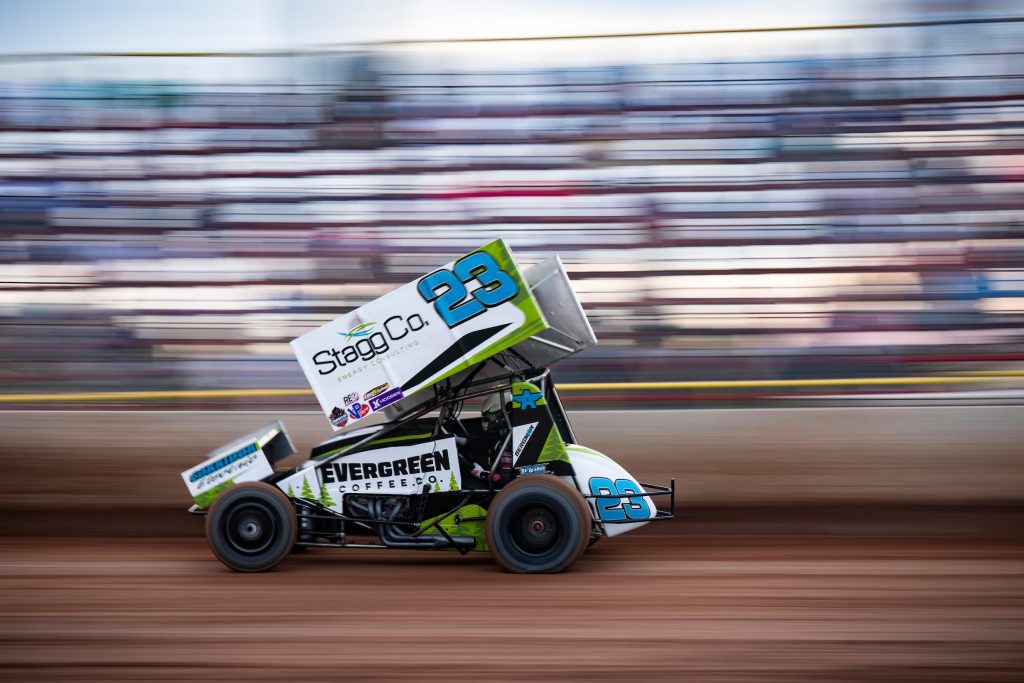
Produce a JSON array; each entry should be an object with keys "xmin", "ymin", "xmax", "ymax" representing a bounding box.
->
[
  {"xmin": 2, "ymin": 0, "xmax": 1023, "ymax": 408},
  {"xmin": 2, "ymin": 2, "xmax": 1024, "ymax": 681}
]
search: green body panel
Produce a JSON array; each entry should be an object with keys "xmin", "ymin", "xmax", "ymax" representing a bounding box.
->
[
  {"xmin": 512, "ymin": 381, "xmax": 569, "ymax": 465},
  {"xmin": 194, "ymin": 480, "xmax": 234, "ymax": 508},
  {"xmin": 419, "ymin": 503, "xmax": 489, "ymax": 551},
  {"xmin": 564, "ymin": 444, "xmax": 612, "ymax": 460},
  {"xmin": 537, "ymin": 428, "xmax": 569, "ymax": 463},
  {"xmin": 511, "ymin": 381, "xmax": 547, "ymax": 409}
]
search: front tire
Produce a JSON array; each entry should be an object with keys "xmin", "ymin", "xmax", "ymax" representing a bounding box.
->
[
  {"xmin": 486, "ymin": 475, "xmax": 592, "ymax": 573},
  {"xmin": 206, "ymin": 482, "xmax": 297, "ymax": 572}
]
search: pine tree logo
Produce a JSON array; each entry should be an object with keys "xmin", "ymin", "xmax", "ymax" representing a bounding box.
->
[
  {"xmin": 319, "ymin": 482, "xmax": 337, "ymax": 508},
  {"xmin": 448, "ymin": 472, "xmax": 459, "ymax": 492},
  {"xmin": 432, "ymin": 479, "xmax": 441, "ymax": 493},
  {"xmin": 300, "ymin": 477, "xmax": 315, "ymax": 499},
  {"xmin": 286, "ymin": 483, "xmax": 295, "ymax": 498}
]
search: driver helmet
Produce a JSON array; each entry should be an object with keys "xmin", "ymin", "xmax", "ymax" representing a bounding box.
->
[{"xmin": 481, "ymin": 393, "xmax": 506, "ymax": 432}]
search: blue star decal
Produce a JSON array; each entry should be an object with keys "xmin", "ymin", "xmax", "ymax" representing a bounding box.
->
[{"xmin": 514, "ymin": 388, "xmax": 543, "ymax": 410}]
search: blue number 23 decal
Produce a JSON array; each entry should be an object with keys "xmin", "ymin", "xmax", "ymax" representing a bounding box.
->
[
  {"xmin": 589, "ymin": 477, "xmax": 652, "ymax": 521},
  {"xmin": 417, "ymin": 251, "xmax": 519, "ymax": 328}
]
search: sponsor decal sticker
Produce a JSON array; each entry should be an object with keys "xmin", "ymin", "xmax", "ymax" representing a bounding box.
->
[
  {"xmin": 311, "ymin": 314, "xmax": 429, "ymax": 377},
  {"xmin": 189, "ymin": 442, "xmax": 259, "ymax": 483},
  {"xmin": 307, "ymin": 438, "xmax": 463, "ymax": 497},
  {"xmin": 369, "ymin": 386, "xmax": 405, "ymax": 411},
  {"xmin": 182, "ymin": 440, "xmax": 273, "ymax": 502},
  {"xmin": 513, "ymin": 422, "xmax": 537, "ymax": 460},
  {"xmin": 329, "ymin": 406, "xmax": 349, "ymax": 428},
  {"xmin": 347, "ymin": 402, "xmax": 370, "ymax": 420},
  {"xmin": 344, "ymin": 392, "xmax": 359, "ymax": 406},
  {"xmin": 516, "ymin": 463, "xmax": 548, "ymax": 476},
  {"xmin": 363, "ymin": 383, "xmax": 390, "ymax": 400},
  {"xmin": 513, "ymin": 388, "xmax": 543, "ymax": 410},
  {"xmin": 321, "ymin": 447, "xmax": 454, "ymax": 493}
]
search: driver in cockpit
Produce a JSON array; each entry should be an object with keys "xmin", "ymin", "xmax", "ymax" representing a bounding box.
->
[
  {"xmin": 479, "ymin": 394, "xmax": 513, "ymax": 483},
  {"xmin": 448, "ymin": 392, "xmax": 513, "ymax": 484}
]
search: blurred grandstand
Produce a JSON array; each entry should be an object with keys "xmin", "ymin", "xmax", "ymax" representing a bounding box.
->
[{"xmin": 1, "ymin": 10, "xmax": 1023, "ymax": 407}]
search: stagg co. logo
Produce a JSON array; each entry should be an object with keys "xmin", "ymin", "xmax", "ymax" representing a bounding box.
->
[
  {"xmin": 312, "ymin": 314, "xmax": 428, "ymax": 376},
  {"xmin": 340, "ymin": 321, "xmax": 376, "ymax": 340}
]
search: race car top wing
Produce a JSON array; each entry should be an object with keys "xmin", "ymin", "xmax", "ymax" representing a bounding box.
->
[
  {"xmin": 380, "ymin": 254, "xmax": 598, "ymax": 421},
  {"xmin": 511, "ymin": 255, "xmax": 597, "ymax": 368},
  {"xmin": 291, "ymin": 239, "xmax": 549, "ymax": 430}
]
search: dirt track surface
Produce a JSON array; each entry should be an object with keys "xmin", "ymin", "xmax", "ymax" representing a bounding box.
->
[{"xmin": 3, "ymin": 513, "xmax": 1023, "ymax": 682}]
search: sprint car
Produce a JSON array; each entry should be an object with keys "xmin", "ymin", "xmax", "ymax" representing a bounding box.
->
[{"xmin": 182, "ymin": 240, "xmax": 674, "ymax": 572}]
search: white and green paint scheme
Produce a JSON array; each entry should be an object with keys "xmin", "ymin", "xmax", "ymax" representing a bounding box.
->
[
  {"xmin": 291, "ymin": 239, "xmax": 549, "ymax": 431},
  {"xmin": 181, "ymin": 422, "xmax": 287, "ymax": 508},
  {"xmin": 180, "ymin": 241, "xmax": 667, "ymax": 556}
]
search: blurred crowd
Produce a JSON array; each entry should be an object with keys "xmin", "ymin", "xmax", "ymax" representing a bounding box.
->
[{"xmin": 1, "ymin": 13, "xmax": 1023, "ymax": 404}]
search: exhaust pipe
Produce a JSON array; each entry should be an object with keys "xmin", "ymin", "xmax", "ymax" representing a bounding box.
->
[{"xmin": 358, "ymin": 498, "xmax": 475, "ymax": 551}]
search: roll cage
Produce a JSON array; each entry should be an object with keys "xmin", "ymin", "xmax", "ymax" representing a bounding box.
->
[{"xmin": 312, "ymin": 350, "xmax": 574, "ymax": 477}]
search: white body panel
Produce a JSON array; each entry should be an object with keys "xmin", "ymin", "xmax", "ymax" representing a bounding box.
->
[
  {"xmin": 181, "ymin": 423, "xmax": 287, "ymax": 503},
  {"xmin": 290, "ymin": 239, "xmax": 546, "ymax": 430},
  {"xmin": 183, "ymin": 444, "xmax": 272, "ymax": 501},
  {"xmin": 276, "ymin": 437, "xmax": 462, "ymax": 511},
  {"xmin": 565, "ymin": 445, "xmax": 655, "ymax": 538}
]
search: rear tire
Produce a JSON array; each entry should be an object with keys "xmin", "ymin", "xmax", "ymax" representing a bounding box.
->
[
  {"xmin": 486, "ymin": 475, "xmax": 591, "ymax": 573},
  {"xmin": 206, "ymin": 482, "xmax": 297, "ymax": 572}
]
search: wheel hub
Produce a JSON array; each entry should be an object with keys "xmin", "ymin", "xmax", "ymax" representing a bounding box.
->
[
  {"xmin": 240, "ymin": 519, "xmax": 262, "ymax": 540},
  {"xmin": 513, "ymin": 506, "xmax": 558, "ymax": 554},
  {"xmin": 225, "ymin": 504, "xmax": 276, "ymax": 555}
]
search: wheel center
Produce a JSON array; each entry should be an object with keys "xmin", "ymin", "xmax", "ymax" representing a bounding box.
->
[
  {"xmin": 531, "ymin": 520, "xmax": 546, "ymax": 533},
  {"xmin": 241, "ymin": 520, "xmax": 262, "ymax": 539}
]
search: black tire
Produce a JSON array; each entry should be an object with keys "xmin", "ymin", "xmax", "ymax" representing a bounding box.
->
[
  {"xmin": 486, "ymin": 475, "xmax": 592, "ymax": 573},
  {"xmin": 206, "ymin": 482, "xmax": 297, "ymax": 572}
]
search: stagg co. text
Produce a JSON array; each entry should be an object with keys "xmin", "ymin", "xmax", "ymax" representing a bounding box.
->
[{"xmin": 311, "ymin": 314, "xmax": 428, "ymax": 375}]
